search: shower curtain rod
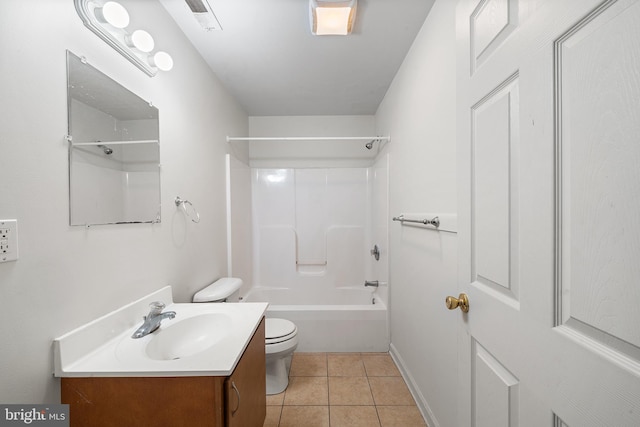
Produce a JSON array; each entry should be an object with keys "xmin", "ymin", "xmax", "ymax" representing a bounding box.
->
[{"xmin": 226, "ymin": 136, "xmax": 390, "ymax": 142}]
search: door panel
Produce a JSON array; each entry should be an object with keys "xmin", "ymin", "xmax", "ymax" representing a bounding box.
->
[
  {"xmin": 457, "ymin": 0, "xmax": 640, "ymax": 426},
  {"xmin": 472, "ymin": 340, "xmax": 520, "ymax": 427},
  {"xmin": 472, "ymin": 75, "xmax": 520, "ymax": 300},
  {"xmin": 471, "ymin": 0, "xmax": 519, "ymax": 72},
  {"xmin": 556, "ymin": 0, "xmax": 640, "ymax": 356}
]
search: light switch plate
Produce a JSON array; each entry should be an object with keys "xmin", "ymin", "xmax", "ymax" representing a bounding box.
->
[{"xmin": 0, "ymin": 219, "xmax": 18, "ymax": 263}]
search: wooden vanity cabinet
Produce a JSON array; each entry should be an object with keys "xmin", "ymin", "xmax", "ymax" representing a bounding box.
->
[
  {"xmin": 224, "ymin": 317, "xmax": 266, "ymax": 427},
  {"xmin": 61, "ymin": 318, "xmax": 266, "ymax": 427}
]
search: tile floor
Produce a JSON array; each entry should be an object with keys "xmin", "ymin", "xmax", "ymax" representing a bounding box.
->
[{"xmin": 263, "ymin": 352, "xmax": 427, "ymax": 427}]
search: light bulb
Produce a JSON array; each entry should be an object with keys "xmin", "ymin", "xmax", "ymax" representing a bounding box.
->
[
  {"xmin": 127, "ymin": 30, "xmax": 155, "ymax": 52},
  {"xmin": 95, "ymin": 1, "xmax": 129, "ymax": 29},
  {"xmin": 149, "ymin": 51, "xmax": 174, "ymax": 71}
]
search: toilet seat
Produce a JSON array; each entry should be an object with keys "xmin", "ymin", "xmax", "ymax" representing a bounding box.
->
[
  {"xmin": 264, "ymin": 318, "xmax": 299, "ymax": 394},
  {"xmin": 266, "ymin": 318, "xmax": 297, "ymax": 345}
]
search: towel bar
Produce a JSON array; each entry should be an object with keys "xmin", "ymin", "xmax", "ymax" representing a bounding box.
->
[{"xmin": 392, "ymin": 215, "xmax": 440, "ymax": 228}]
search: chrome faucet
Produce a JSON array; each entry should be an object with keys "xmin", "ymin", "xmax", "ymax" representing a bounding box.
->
[
  {"xmin": 364, "ymin": 280, "xmax": 379, "ymax": 288},
  {"xmin": 131, "ymin": 301, "xmax": 176, "ymax": 339}
]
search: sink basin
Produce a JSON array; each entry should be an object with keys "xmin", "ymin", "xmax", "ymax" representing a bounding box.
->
[{"xmin": 145, "ymin": 313, "xmax": 232, "ymax": 361}]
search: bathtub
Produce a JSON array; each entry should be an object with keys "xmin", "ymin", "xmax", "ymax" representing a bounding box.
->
[{"xmin": 241, "ymin": 286, "xmax": 389, "ymax": 352}]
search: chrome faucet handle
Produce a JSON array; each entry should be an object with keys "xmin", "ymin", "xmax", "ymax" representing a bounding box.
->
[
  {"xmin": 148, "ymin": 301, "xmax": 166, "ymax": 316},
  {"xmin": 370, "ymin": 244, "xmax": 380, "ymax": 261}
]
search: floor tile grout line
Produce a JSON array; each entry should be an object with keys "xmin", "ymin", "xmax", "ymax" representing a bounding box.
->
[{"xmin": 274, "ymin": 352, "xmax": 417, "ymax": 426}]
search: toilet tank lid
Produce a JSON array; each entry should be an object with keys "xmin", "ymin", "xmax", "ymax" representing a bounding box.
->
[{"xmin": 193, "ymin": 278, "xmax": 243, "ymax": 302}]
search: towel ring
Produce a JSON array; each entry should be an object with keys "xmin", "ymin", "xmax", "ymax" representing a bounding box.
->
[{"xmin": 175, "ymin": 196, "xmax": 200, "ymax": 223}]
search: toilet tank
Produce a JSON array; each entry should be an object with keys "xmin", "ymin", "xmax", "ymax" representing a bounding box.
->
[{"xmin": 193, "ymin": 278, "xmax": 243, "ymax": 302}]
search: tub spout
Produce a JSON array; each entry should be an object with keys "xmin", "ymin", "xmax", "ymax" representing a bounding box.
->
[{"xmin": 364, "ymin": 280, "xmax": 379, "ymax": 288}]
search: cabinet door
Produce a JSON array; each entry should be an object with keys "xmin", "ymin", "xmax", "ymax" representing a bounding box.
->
[
  {"xmin": 62, "ymin": 376, "xmax": 225, "ymax": 427},
  {"xmin": 225, "ymin": 317, "xmax": 266, "ymax": 427}
]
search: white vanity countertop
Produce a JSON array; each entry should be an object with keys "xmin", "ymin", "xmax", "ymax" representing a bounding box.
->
[{"xmin": 53, "ymin": 286, "xmax": 268, "ymax": 377}]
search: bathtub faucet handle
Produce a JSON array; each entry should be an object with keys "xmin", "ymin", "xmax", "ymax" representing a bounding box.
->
[
  {"xmin": 370, "ymin": 245, "xmax": 380, "ymax": 261},
  {"xmin": 364, "ymin": 280, "xmax": 379, "ymax": 288}
]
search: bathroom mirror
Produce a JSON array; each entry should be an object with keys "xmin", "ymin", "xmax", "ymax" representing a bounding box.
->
[{"xmin": 67, "ymin": 51, "xmax": 160, "ymax": 226}]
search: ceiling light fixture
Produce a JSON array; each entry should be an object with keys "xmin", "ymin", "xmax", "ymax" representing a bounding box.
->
[
  {"xmin": 74, "ymin": 0, "xmax": 173, "ymax": 76},
  {"xmin": 309, "ymin": 0, "xmax": 357, "ymax": 36}
]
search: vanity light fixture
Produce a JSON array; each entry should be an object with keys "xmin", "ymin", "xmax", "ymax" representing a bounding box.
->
[
  {"xmin": 74, "ymin": 0, "xmax": 174, "ymax": 76},
  {"xmin": 309, "ymin": 0, "xmax": 357, "ymax": 36}
]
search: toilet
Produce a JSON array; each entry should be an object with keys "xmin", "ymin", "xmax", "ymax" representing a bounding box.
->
[
  {"xmin": 264, "ymin": 317, "xmax": 298, "ymax": 394},
  {"xmin": 193, "ymin": 278, "xmax": 298, "ymax": 395}
]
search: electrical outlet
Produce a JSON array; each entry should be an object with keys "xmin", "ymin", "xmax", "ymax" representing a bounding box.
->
[{"xmin": 0, "ymin": 219, "xmax": 18, "ymax": 263}]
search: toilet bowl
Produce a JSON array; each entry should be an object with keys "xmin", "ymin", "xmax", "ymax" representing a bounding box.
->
[
  {"xmin": 265, "ymin": 318, "xmax": 298, "ymax": 395},
  {"xmin": 193, "ymin": 278, "xmax": 298, "ymax": 395}
]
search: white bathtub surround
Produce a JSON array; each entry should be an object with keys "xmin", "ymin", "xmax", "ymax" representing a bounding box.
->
[
  {"xmin": 251, "ymin": 167, "xmax": 379, "ymax": 286},
  {"xmin": 244, "ymin": 115, "xmax": 388, "ymax": 288},
  {"xmin": 54, "ymin": 286, "xmax": 268, "ymax": 377},
  {"xmin": 243, "ymin": 286, "xmax": 388, "ymax": 352}
]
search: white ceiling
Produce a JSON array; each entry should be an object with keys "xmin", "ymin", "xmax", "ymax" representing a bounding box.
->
[{"xmin": 159, "ymin": 0, "xmax": 435, "ymax": 116}]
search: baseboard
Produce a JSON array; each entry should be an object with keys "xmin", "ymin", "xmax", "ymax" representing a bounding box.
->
[{"xmin": 389, "ymin": 343, "xmax": 439, "ymax": 427}]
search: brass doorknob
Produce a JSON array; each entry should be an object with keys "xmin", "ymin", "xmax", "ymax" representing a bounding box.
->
[{"xmin": 445, "ymin": 293, "xmax": 469, "ymax": 313}]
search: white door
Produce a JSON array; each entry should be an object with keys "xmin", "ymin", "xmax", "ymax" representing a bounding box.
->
[{"xmin": 455, "ymin": 0, "xmax": 640, "ymax": 426}]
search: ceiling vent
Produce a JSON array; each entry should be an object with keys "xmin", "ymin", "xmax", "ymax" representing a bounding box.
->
[{"xmin": 185, "ymin": 0, "xmax": 222, "ymax": 31}]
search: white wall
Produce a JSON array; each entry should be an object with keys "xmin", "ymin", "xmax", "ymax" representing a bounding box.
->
[
  {"xmin": 375, "ymin": 1, "xmax": 458, "ymax": 426},
  {"xmin": 0, "ymin": 0, "xmax": 247, "ymax": 403}
]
